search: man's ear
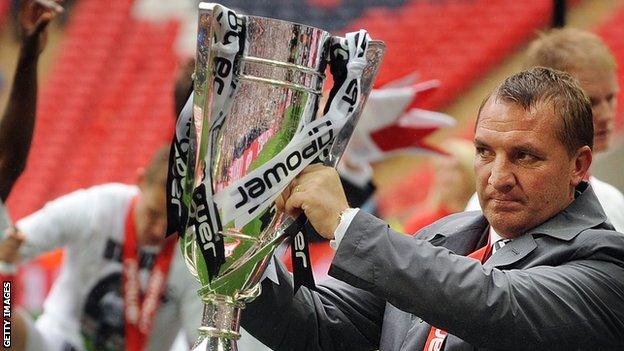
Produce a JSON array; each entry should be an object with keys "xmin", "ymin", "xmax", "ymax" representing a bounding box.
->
[{"xmin": 571, "ymin": 146, "xmax": 592, "ymax": 187}]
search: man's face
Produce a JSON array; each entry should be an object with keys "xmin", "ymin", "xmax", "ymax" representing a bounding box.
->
[
  {"xmin": 474, "ymin": 98, "xmax": 582, "ymax": 238},
  {"xmin": 573, "ymin": 67, "xmax": 619, "ymax": 153},
  {"xmin": 135, "ymin": 181, "xmax": 167, "ymax": 247}
]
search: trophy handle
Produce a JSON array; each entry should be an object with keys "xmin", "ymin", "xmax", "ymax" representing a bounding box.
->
[
  {"xmin": 288, "ymin": 39, "xmax": 386, "ymax": 292},
  {"xmin": 325, "ymin": 40, "xmax": 386, "ymax": 167}
]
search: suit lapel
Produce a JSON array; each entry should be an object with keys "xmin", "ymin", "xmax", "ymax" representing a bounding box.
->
[
  {"xmin": 428, "ymin": 216, "xmax": 489, "ymax": 255},
  {"xmin": 483, "ymin": 233, "xmax": 537, "ymax": 269},
  {"xmin": 483, "ymin": 182, "xmax": 606, "ymax": 269}
]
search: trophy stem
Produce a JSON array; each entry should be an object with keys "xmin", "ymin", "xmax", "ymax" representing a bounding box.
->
[{"xmin": 192, "ymin": 296, "xmax": 243, "ymax": 351}]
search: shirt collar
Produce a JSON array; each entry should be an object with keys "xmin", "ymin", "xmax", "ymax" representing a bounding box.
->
[
  {"xmin": 523, "ymin": 181, "xmax": 612, "ymax": 240},
  {"xmin": 488, "ymin": 226, "xmax": 505, "ymax": 247},
  {"xmin": 432, "ymin": 182, "xmax": 609, "ymax": 246}
]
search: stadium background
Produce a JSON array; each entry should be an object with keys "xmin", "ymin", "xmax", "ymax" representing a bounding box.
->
[{"xmin": 0, "ymin": 0, "xmax": 622, "ymax": 313}]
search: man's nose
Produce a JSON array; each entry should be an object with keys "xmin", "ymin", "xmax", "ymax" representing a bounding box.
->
[{"xmin": 488, "ymin": 158, "xmax": 516, "ymax": 193}]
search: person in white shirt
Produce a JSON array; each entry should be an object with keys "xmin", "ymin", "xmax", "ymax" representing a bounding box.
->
[
  {"xmin": 1, "ymin": 147, "xmax": 202, "ymax": 351},
  {"xmin": 465, "ymin": 28, "xmax": 624, "ymax": 232}
]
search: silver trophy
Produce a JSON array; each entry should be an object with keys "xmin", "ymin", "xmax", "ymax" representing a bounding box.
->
[{"xmin": 167, "ymin": 3, "xmax": 385, "ymax": 350}]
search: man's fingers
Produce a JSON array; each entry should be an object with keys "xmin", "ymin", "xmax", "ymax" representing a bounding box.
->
[
  {"xmin": 284, "ymin": 190, "xmax": 305, "ymax": 217},
  {"xmin": 34, "ymin": 0, "xmax": 65, "ymax": 14},
  {"xmin": 19, "ymin": 0, "xmax": 62, "ymax": 39},
  {"xmin": 32, "ymin": 13, "xmax": 53, "ymax": 36}
]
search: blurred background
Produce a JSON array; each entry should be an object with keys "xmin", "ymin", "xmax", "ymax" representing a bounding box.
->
[{"xmin": 0, "ymin": 0, "xmax": 622, "ymax": 313}]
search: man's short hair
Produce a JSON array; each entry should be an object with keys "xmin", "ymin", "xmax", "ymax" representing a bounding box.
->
[
  {"xmin": 525, "ymin": 27, "xmax": 617, "ymax": 73},
  {"xmin": 477, "ymin": 67, "xmax": 593, "ymax": 155},
  {"xmin": 144, "ymin": 145, "xmax": 170, "ymax": 186}
]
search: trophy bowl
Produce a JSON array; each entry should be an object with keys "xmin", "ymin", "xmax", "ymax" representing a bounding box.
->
[{"xmin": 166, "ymin": 3, "xmax": 385, "ymax": 350}]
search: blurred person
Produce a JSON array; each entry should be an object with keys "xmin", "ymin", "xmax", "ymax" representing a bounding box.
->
[
  {"xmin": 0, "ymin": 147, "xmax": 202, "ymax": 351},
  {"xmin": 465, "ymin": 27, "xmax": 624, "ymax": 232},
  {"xmin": 402, "ymin": 138, "xmax": 475, "ymax": 234},
  {"xmin": 240, "ymin": 67, "xmax": 624, "ymax": 350},
  {"xmin": 173, "ymin": 58, "xmax": 194, "ymax": 118},
  {"xmin": 0, "ymin": 0, "xmax": 63, "ymax": 231}
]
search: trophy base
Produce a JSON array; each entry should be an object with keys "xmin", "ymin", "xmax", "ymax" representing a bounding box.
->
[
  {"xmin": 192, "ymin": 298, "xmax": 241, "ymax": 351},
  {"xmin": 192, "ymin": 335, "xmax": 238, "ymax": 351},
  {"xmin": 192, "ymin": 288, "xmax": 260, "ymax": 351}
]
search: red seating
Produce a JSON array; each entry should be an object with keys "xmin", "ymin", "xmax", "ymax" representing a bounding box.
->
[
  {"xmin": 7, "ymin": 0, "xmax": 178, "ymax": 219},
  {"xmin": 344, "ymin": 0, "xmax": 556, "ymax": 111}
]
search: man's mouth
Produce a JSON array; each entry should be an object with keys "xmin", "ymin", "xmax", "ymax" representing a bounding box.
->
[
  {"xmin": 488, "ymin": 196, "xmax": 522, "ymax": 209},
  {"xmin": 491, "ymin": 198, "xmax": 518, "ymax": 203}
]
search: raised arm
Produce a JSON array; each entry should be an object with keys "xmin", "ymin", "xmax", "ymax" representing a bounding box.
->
[
  {"xmin": 241, "ymin": 257, "xmax": 385, "ymax": 351},
  {"xmin": 330, "ymin": 211, "xmax": 624, "ymax": 350},
  {"xmin": 0, "ymin": 0, "xmax": 62, "ymax": 201}
]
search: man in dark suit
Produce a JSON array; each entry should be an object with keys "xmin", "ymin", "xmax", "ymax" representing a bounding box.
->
[{"xmin": 241, "ymin": 67, "xmax": 624, "ymax": 350}]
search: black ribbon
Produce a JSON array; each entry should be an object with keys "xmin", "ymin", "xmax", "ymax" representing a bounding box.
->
[
  {"xmin": 286, "ymin": 215, "xmax": 316, "ymax": 292},
  {"xmin": 189, "ymin": 184, "xmax": 226, "ymax": 280},
  {"xmin": 286, "ymin": 35, "xmax": 364, "ymax": 293},
  {"xmin": 165, "ymin": 97, "xmax": 192, "ymax": 238}
]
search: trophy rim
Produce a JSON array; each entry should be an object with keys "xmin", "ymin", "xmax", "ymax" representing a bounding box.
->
[
  {"xmin": 198, "ymin": 2, "xmax": 328, "ymax": 35},
  {"xmin": 246, "ymin": 14, "xmax": 327, "ymax": 35}
]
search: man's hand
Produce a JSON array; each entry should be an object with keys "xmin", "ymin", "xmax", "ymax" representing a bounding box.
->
[
  {"xmin": 0, "ymin": 227, "xmax": 24, "ymax": 264},
  {"xmin": 276, "ymin": 164, "xmax": 350, "ymax": 239},
  {"xmin": 19, "ymin": 0, "xmax": 64, "ymax": 55}
]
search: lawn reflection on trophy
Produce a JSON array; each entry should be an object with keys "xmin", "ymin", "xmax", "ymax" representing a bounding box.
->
[{"xmin": 166, "ymin": 3, "xmax": 385, "ymax": 350}]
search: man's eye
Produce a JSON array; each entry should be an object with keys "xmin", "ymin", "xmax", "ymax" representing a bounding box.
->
[
  {"xmin": 517, "ymin": 152, "xmax": 536, "ymax": 162},
  {"xmin": 476, "ymin": 148, "xmax": 491, "ymax": 158}
]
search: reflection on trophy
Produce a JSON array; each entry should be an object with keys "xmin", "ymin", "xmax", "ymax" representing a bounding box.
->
[{"xmin": 166, "ymin": 3, "xmax": 385, "ymax": 350}]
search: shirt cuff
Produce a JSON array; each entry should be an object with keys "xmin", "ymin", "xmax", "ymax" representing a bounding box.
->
[{"xmin": 330, "ymin": 208, "xmax": 360, "ymax": 251}]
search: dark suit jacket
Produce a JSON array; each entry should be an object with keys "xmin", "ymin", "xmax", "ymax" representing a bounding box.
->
[{"xmin": 242, "ymin": 183, "xmax": 624, "ymax": 350}]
